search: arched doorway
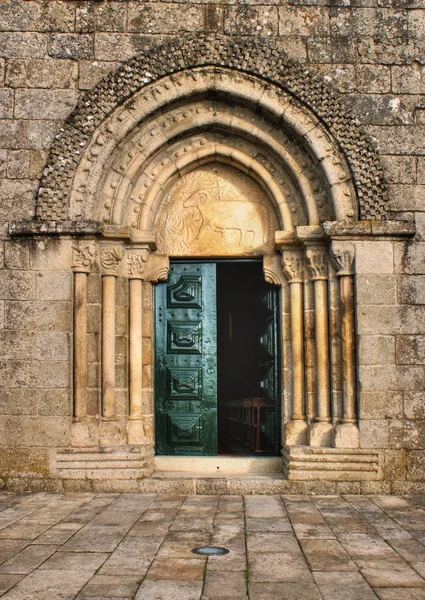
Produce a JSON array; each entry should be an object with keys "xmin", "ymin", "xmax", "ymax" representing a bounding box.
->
[{"xmin": 28, "ymin": 35, "xmax": 391, "ymax": 485}]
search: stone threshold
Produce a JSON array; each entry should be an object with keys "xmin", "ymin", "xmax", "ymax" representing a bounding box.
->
[{"xmin": 154, "ymin": 455, "xmax": 283, "ymax": 474}]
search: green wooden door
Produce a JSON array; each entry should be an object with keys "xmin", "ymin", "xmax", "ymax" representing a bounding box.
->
[{"xmin": 154, "ymin": 262, "xmax": 217, "ymax": 455}]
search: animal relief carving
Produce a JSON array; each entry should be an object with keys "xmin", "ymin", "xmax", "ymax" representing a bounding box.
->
[{"xmin": 156, "ymin": 164, "xmax": 276, "ymax": 256}]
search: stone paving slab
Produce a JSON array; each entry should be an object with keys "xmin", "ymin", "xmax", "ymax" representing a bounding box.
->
[{"xmin": 1, "ymin": 492, "xmax": 425, "ymax": 598}]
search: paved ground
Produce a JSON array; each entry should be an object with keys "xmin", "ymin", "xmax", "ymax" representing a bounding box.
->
[{"xmin": 1, "ymin": 493, "xmax": 425, "ymax": 599}]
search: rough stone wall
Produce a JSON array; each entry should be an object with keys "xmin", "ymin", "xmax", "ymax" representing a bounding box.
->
[{"xmin": 0, "ymin": 0, "xmax": 425, "ymax": 491}]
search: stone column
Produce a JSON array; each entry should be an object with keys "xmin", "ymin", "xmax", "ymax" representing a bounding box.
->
[
  {"xmin": 305, "ymin": 245, "xmax": 333, "ymax": 447},
  {"xmin": 281, "ymin": 250, "xmax": 308, "ymax": 445},
  {"xmin": 127, "ymin": 248, "xmax": 150, "ymax": 444},
  {"xmin": 72, "ymin": 243, "xmax": 95, "ymax": 420},
  {"xmin": 100, "ymin": 246, "xmax": 123, "ymax": 421},
  {"xmin": 331, "ymin": 242, "xmax": 360, "ymax": 448}
]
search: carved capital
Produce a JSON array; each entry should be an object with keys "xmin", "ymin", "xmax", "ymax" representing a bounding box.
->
[
  {"xmin": 263, "ymin": 255, "xmax": 285, "ymax": 286},
  {"xmin": 126, "ymin": 249, "xmax": 150, "ymax": 279},
  {"xmin": 281, "ymin": 250, "xmax": 304, "ymax": 284},
  {"xmin": 330, "ymin": 242, "xmax": 355, "ymax": 276},
  {"xmin": 99, "ymin": 245, "xmax": 123, "ymax": 275},
  {"xmin": 72, "ymin": 243, "xmax": 96, "ymax": 273},
  {"xmin": 305, "ymin": 245, "xmax": 329, "ymax": 281}
]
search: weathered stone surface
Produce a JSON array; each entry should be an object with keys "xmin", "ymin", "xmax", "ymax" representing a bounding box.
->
[
  {"xmin": 358, "ymin": 336, "xmax": 395, "ymax": 366},
  {"xmin": 128, "ymin": 4, "xmax": 205, "ymax": 34},
  {"xmin": 48, "ymin": 34, "xmax": 93, "ymax": 60},
  {"xmin": 359, "ymin": 392, "xmax": 403, "ymax": 420},
  {"xmin": 14, "ymin": 90, "xmax": 79, "ymax": 121}
]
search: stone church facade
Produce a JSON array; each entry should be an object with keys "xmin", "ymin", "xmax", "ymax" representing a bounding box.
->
[{"xmin": 0, "ymin": 0, "xmax": 424, "ymax": 494}]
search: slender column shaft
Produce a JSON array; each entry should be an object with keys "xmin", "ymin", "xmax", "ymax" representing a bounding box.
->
[
  {"xmin": 129, "ymin": 278, "xmax": 143, "ymax": 419},
  {"xmin": 303, "ymin": 279, "xmax": 316, "ymax": 422},
  {"xmin": 314, "ymin": 278, "xmax": 331, "ymax": 422},
  {"xmin": 102, "ymin": 275, "xmax": 116, "ymax": 419},
  {"xmin": 341, "ymin": 275, "xmax": 356, "ymax": 422},
  {"xmin": 73, "ymin": 272, "xmax": 88, "ymax": 419},
  {"xmin": 290, "ymin": 282, "xmax": 305, "ymax": 420},
  {"xmin": 281, "ymin": 249, "xmax": 307, "ymax": 445}
]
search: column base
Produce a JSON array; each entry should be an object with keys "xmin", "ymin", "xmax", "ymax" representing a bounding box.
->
[
  {"xmin": 99, "ymin": 419, "xmax": 126, "ymax": 446},
  {"xmin": 127, "ymin": 419, "xmax": 148, "ymax": 444},
  {"xmin": 71, "ymin": 420, "xmax": 99, "ymax": 447},
  {"xmin": 285, "ymin": 420, "xmax": 308, "ymax": 445},
  {"xmin": 308, "ymin": 422, "xmax": 334, "ymax": 448},
  {"xmin": 334, "ymin": 422, "xmax": 360, "ymax": 448}
]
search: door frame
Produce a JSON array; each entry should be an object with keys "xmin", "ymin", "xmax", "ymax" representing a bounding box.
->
[{"xmin": 153, "ymin": 257, "xmax": 282, "ymax": 457}]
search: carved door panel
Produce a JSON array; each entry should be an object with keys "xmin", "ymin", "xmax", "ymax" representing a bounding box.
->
[{"xmin": 155, "ymin": 262, "xmax": 217, "ymax": 455}]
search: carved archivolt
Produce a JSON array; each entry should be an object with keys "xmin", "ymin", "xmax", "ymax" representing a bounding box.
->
[
  {"xmin": 56, "ymin": 67, "xmax": 361, "ymax": 257},
  {"xmin": 35, "ymin": 35, "xmax": 387, "ymax": 224}
]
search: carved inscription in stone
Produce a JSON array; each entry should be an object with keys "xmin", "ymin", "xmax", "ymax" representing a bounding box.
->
[{"xmin": 156, "ymin": 163, "xmax": 276, "ymax": 256}]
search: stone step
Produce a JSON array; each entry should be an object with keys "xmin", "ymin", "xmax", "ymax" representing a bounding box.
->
[
  {"xmin": 154, "ymin": 456, "xmax": 283, "ymax": 474},
  {"xmin": 139, "ymin": 471, "xmax": 289, "ymax": 495},
  {"xmin": 283, "ymin": 446, "xmax": 383, "ymax": 481}
]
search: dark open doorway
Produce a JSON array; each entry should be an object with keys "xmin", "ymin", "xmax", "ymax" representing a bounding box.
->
[{"xmin": 217, "ymin": 261, "xmax": 281, "ymax": 456}]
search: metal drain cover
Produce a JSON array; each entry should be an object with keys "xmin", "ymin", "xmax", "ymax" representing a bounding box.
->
[{"xmin": 191, "ymin": 546, "xmax": 229, "ymax": 556}]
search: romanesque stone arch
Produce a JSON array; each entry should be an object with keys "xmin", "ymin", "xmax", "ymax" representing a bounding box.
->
[
  {"xmin": 22, "ymin": 35, "xmax": 395, "ymax": 484},
  {"xmin": 35, "ymin": 34, "xmax": 387, "ymax": 224}
]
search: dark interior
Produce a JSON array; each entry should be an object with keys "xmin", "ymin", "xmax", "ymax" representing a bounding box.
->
[{"xmin": 216, "ymin": 261, "xmax": 279, "ymax": 456}]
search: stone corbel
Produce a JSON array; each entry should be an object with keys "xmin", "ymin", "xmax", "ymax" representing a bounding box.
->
[
  {"xmin": 263, "ymin": 255, "xmax": 285, "ymax": 286},
  {"xmin": 144, "ymin": 254, "xmax": 170, "ymax": 283}
]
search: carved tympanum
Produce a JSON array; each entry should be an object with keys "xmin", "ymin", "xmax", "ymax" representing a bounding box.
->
[{"xmin": 156, "ymin": 163, "xmax": 277, "ymax": 256}]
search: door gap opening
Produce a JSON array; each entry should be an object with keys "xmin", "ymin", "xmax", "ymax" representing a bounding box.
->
[{"xmin": 217, "ymin": 262, "xmax": 280, "ymax": 457}]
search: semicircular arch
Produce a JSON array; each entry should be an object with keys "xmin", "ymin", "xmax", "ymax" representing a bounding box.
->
[{"xmin": 34, "ymin": 34, "xmax": 387, "ymax": 225}]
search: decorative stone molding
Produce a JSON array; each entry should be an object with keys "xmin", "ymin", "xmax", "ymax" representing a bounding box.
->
[
  {"xmin": 126, "ymin": 249, "xmax": 150, "ymax": 279},
  {"xmin": 144, "ymin": 254, "xmax": 170, "ymax": 283},
  {"xmin": 99, "ymin": 246, "xmax": 123, "ymax": 275},
  {"xmin": 330, "ymin": 242, "xmax": 355, "ymax": 276},
  {"xmin": 281, "ymin": 251, "xmax": 305, "ymax": 284},
  {"xmin": 35, "ymin": 34, "xmax": 387, "ymax": 223},
  {"xmin": 305, "ymin": 246, "xmax": 329, "ymax": 281},
  {"xmin": 72, "ymin": 243, "xmax": 96, "ymax": 273},
  {"xmin": 263, "ymin": 255, "xmax": 285, "ymax": 286}
]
